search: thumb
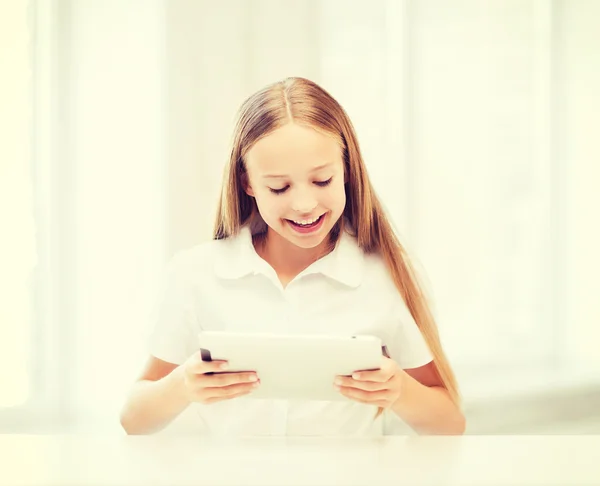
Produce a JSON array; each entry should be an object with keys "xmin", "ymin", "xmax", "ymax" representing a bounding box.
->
[{"xmin": 188, "ymin": 351, "xmax": 229, "ymax": 374}]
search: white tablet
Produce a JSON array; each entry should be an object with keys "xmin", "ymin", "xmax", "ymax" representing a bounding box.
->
[{"xmin": 197, "ymin": 331, "xmax": 384, "ymax": 401}]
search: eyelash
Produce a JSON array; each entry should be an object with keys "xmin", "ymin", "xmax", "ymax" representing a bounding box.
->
[{"xmin": 269, "ymin": 178, "xmax": 333, "ymax": 195}]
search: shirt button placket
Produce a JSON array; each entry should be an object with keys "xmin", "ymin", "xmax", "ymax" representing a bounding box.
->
[
  {"xmin": 282, "ymin": 286, "xmax": 294, "ymax": 332},
  {"xmin": 280, "ymin": 285, "xmax": 295, "ymax": 435}
]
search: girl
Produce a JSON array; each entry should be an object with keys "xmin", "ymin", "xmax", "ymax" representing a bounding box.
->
[{"xmin": 120, "ymin": 77, "xmax": 465, "ymax": 436}]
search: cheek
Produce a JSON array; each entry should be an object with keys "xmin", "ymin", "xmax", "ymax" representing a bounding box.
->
[
  {"xmin": 254, "ymin": 192, "xmax": 286, "ymax": 217},
  {"xmin": 324, "ymin": 181, "xmax": 346, "ymax": 210}
]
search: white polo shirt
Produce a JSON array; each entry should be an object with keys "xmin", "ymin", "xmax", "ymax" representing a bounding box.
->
[{"xmin": 147, "ymin": 225, "xmax": 433, "ymax": 436}]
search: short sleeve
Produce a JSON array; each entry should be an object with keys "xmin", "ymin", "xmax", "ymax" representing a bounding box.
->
[
  {"xmin": 384, "ymin": 301, "xmax": 433, "ymax": 369},
  {"xmin": 146, "ymin": 252, "xmax": 199, "ymax": 365}
]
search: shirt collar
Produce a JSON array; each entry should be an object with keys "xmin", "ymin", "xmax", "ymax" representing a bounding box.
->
[{"xmin": 213, "ymin": 225, "xmax": 365, "ymax": 288}]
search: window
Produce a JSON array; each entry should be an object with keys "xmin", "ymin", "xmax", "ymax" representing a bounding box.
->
[
  {"xmin": 318, "ymin": 0, "xmax": 559, "ymax": 377},
  {"xmin": 0, "ymin": 0, "xmax": 35, "ymax": 409}
]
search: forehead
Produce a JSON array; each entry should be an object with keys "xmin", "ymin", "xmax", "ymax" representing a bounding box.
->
[{"xmin": 245, "ymin": 123, "xmax": 342, "ymax": 175}]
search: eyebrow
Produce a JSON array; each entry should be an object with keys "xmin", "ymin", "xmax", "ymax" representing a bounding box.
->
[{"xmin": 262, "ymin": 162, "xmax": 333, "ymax": 179}]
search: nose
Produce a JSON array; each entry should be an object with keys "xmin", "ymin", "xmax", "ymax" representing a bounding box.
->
[{"xmin": 291, "ymin": 187, "xmax": 318, "ymax": 214}]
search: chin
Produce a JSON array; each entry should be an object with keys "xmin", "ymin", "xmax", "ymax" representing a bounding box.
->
[{"xmin": 287, "ymin": 233, "xmax": 328, "ymax": 249}]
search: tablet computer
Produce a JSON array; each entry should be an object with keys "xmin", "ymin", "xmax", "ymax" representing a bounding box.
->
[{"xmin": 197, "ymin": 331, "xmax": 384, "ymax": 401}]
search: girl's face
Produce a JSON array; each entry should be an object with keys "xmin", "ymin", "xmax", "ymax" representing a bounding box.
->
[{"xmin": 244, "ymin": 123, "xmax": 346, "ymax": 250}]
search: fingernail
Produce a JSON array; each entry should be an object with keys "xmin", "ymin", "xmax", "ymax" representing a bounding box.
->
[
  {"xmin": 252, "ymin": 382, "xmax": 260, "ymax": 388},
  {"xmin": 334, "ymin": 378, "xmax": 342, "ymax": 385},
  {"xmin": 352, "ymin": 373, "xmax": 360, "ymax": 380},
  {"xmin": 249, "ymin": 375, "xmax": 258, "ymax": 382}
]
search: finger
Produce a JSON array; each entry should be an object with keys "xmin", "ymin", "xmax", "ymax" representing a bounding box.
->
[
  {"xmin": 202, "ymin": 372, "xmax": 259, "ymax": 387},
  {"xmin": 203, "ymin": 381, "xmax": 259, "ymax": 399},
  {"xmin": 334, "ymin": 377, "xmax": 388, "ymax": 392},
  {"xmin": 350, "ymin": 369, "xmax": 393, "ymax": 383},
  {"xmin": 189, "ymin": 354, "xmax": 229, "ymax": 374},
  {"xmin": 203, "ymin": 389, "xmax": 253, "ymax": 404},
  {"xmin": 337, "ymin": 386, "xmax": 390, "ymax": 404}
]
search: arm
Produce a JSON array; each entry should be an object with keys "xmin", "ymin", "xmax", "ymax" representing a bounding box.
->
[
  {"xmin": 335, "ymin": 359, "xmax": 465, "ymax": 435},
  {"xmin": 120, "ymin": 354, "xmax": 259, "ymax": 435},
  {"xmin": 392, "ymin": 363, "xmax": 465, "ymax": 435},
  {"xmin": 119, "ymin": 356, "xmax": 191, "ymax": 435}
]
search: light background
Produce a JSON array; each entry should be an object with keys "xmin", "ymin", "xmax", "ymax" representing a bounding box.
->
[{"xmin": 1, "ymin": 0, "xmax": 599, "ymax": 434}]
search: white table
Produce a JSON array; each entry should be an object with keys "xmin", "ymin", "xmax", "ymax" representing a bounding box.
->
[{"xmin": 1, "ymin": 434, "xmax": 599, "ymax": 485}]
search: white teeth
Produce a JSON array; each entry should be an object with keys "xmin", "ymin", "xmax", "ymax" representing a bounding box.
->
[{"xmin": 293, "ymin": 215, "xmax": 320, "ymax": 225}]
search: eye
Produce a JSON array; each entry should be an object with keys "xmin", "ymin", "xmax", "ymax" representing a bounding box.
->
[
  {"xmin": 314, "ymin": 177, "xmax": 333, "ymax": 187},
  {"xmin": 269, "ymin": 186, "xmax": 289, "ymax": 195}
]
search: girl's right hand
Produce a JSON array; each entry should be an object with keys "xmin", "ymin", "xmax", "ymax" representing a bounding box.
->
[{"xmin": 180, "ymin": 351, "xmax": 260, "ymax": 404}]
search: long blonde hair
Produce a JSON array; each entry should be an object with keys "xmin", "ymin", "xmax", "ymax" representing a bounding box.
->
[{"xmin": 214, "ymin": 77, "xmax": 460, "ymax": 417}]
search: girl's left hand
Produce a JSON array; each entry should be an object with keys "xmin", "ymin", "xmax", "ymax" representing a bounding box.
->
[{"xmin": 334, "ymin": 356, "xmax": 405, "ymax": 409}]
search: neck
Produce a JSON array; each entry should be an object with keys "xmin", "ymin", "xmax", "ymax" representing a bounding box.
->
[{"xmin": 255, "ymin": 228, "xmax": 330, "ymax": 278}]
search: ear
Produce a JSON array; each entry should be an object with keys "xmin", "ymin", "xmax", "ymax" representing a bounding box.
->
[{"xmin": 241, "ymin": 172, "xmax": 255, "ymax": 197}]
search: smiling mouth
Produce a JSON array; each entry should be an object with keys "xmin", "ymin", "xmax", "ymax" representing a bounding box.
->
[{"xmin": 286, "ymin": 214, "xmax": 325, "ymax": 229}]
